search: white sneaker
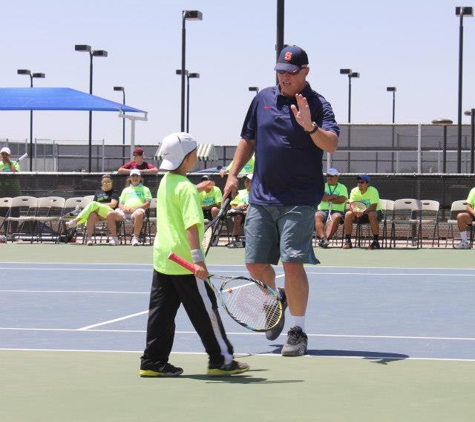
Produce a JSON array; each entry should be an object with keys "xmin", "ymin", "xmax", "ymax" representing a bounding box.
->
[
  {"xmin": 131, "ymin": 236, "xmax": 140, "ymax": 246},
  {"xmin": 454, "ymin": 240, "xmax": 470, "ymax": 249},
  {"xmin": 66, "ymin": 220, "xmax": 77, "ymax": 229},
  {"xmin": 108, "ymin": 237, "xmax": 119, "ymax": 246},
  {"xmin": 86, "ymin": 238, "xmax": 94, "ymax": 246}
]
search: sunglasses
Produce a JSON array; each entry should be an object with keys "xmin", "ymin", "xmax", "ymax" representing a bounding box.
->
[
  {"xmin": 130, "ymin": 174, "xmax": 141, "ymax": 177},
  {"xmin": 276, "ymin": 66, "xmax": 307, "ymax": 75},
  {"xmin": 357, "ymin": 181, "xmax": 368, "ymax": 184},
  {"xmin": 101, "ymin": 182, "xmax": 112, "ymax": 185}
]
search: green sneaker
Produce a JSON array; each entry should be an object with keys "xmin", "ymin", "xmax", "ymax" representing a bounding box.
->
[
  {"xmin": 139, "ymin": 362, "xmax": 183, "ymax": 377},
  {"xmin": 207, "ymin": 360, "xmax": 250, "ymax": 376}
]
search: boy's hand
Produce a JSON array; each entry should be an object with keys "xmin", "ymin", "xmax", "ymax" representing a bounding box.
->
[{"xmin": 193, "ymin": 262, "xmax": 208, "ymax": 280}]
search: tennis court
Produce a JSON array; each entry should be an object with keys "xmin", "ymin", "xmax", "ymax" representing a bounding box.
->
[{"xmin": 1, "ymin": 244, "xmax": 474, "ymax": 422}]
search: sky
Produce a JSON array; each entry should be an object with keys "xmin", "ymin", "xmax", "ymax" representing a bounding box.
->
[{"xmin": 1, "ymin": 0, "xmax": 474, "ymax": 148}]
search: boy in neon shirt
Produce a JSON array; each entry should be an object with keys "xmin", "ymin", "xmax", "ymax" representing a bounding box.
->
[{"xmin": 139, "ymin": 132, "xmax": 248, "ymax": 377}]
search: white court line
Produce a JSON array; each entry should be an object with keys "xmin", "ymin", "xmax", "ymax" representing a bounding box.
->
[
  {"xmin": 77, "ymin": 310, "xmax": 149, "ymax": 331},
  {"xmin": 2, "ymin": 327, "xmax": 475, "ymax": 342},
  {"xmin": 0, "ymin": 290, "xmax": 148, "ymax": 294},
  {"xmin": 0, "ymin": 348, "xmax": 474, "ymax": 363}
]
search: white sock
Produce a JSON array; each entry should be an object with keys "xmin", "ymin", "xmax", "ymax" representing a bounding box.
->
[
  {"xmin": 461, "ymin": 231, "xmax": 468, "ymax": 242},
  {"xmin": 292, "ymin": 316, "xmax": 305, "ymax": 332}
]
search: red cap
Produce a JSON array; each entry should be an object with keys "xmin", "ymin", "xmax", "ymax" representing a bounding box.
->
[{"xmin": 133, "ymin": 148, "xmax": 144, "ymax": 155}]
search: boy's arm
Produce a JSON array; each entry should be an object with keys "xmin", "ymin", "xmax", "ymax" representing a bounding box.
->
[{"xmin": 186, "ymin": 224, "xmax": 207, "ymax": 280}]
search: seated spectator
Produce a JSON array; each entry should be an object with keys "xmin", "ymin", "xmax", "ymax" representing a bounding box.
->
[
  {"xmin": 199, "ymin": 175, "xmax": 222, "ymax": 221},
  {"xmin": 343, "ymin": 174, "xmax": 383, "ymax": 250},
  {"xmin": 117, "ymin": 147, "xmax": 158, "ymax": 175},
  {"xmin": 219, "ymin": 154, "xmax": 255, "ymax": 178},
  {"xmin": 227, "ymin": 174, "xmax": 252, "ymax": 248},
  {"xmin": 66, "ymin": 174, "xmax": 119, "ymax": 245},
  {"xmin": 106, "ymin": 169, "xmax": 152, "ymax": 246},
  {"xmin": 314, "ymin": 168, "xmax": 348, "ymax": 248},
  {"xmin": 454, "ymin": 186, "xmax": 475, "ymax": 249}
]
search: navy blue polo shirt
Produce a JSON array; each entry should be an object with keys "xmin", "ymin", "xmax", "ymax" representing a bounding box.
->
[{"xmin": 240, "ymin": 83, "xmax": 339, "ymax": 206}]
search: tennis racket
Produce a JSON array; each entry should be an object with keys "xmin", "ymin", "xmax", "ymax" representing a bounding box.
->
[
  {"xmin": 350, "ymin": 201, "xmax": 367, "ymax": 215},
  {"xmin": 324, "ymin": 203, "xmax": 333, "ymax": 239},
  {"xmin": 203, "ymin": 197, "xmax": 231, "ymax": 255},
  {"xmin": 168, "ymin": 252, "xmax": 283, "ymax": 332}
]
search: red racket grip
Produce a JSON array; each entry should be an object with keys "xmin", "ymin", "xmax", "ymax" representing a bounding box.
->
[{"xmin": 168, "ymin": 252, "xmax": 195, "ymax": 273}]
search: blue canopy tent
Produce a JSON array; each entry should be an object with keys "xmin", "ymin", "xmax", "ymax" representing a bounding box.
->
[{"xmin": 0, "ymin": 87, "xmax": 148, "ymax": 171}]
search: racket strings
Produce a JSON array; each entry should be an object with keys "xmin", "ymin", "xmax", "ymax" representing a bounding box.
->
[{"xmin": 219, "ymin": 279, "xmax": 281, "ymax": 330}]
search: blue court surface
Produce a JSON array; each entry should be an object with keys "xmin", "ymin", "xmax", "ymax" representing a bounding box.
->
[{"xmin": 1, "ymin": 262, "xmax": 474, "ymax": 361}]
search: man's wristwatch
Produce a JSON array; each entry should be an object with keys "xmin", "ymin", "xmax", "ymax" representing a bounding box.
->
[{"xmin": 304, "ymin": 122, "xmax": 319, "ymax": 134}]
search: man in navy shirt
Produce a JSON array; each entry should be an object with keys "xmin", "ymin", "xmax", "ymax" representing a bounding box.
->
[{"xmin": 223, "ymin": 45, "xmax": 339, "ymax": 356}]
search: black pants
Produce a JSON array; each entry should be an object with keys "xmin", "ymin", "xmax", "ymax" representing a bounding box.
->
[{"xmin": 141, "ymin": 270, "xmax": 234, "ymax": 369}]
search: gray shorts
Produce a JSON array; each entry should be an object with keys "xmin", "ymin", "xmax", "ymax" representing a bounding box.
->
[
  {"xmin": 316, "ymin": 210, "xmax": 344, "ymax": 220},
  {"xmin": 244, "ymin": 204, "xmax": 320, "ymax": 265}
]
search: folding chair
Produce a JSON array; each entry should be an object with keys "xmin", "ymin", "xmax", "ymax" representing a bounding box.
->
[
  {"xmin": 0, "ymin": 197, "xmax": 12, "ymax": 236},
  {"xmin": 62, "ymin": 196, "xmax": 94, "ymax": 241},
  {"xmin": 33, "ymin": 196, "xmax": 66, "ymax": 243},
  {"xmin": 420, "ymin": 200, "xmax": 440, "ymax": 247},
  {"xmin": 444, "ymin": 200, "xmax": 469, "ymax": 248},
  {"xmin": 379, "ymin": 199, "xmax": 394, "ymax": 248},
  {"xmin": 6, "ymin": 196, "xmax": 38, "ymax": 242},
  {"xmin": 389, "ymin": 198, "xmax": 422, "ymax": 248}
]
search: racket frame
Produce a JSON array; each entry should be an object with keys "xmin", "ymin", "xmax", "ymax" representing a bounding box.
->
[{"xmin": 167, "ymin": 252, "xmax": 283, "ymax": 332}]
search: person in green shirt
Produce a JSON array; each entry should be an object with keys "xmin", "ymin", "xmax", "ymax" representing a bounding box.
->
[
  {"xmin": 315, "ymin": 168, "xmax": 348, "ymax": 248},
  {"xmin": 198, "ymin": 175, "xmax": 222, "ymax": 221},
  {"xmin": 106, "ymin": 169, "xmax": 152, "ymax": 246},
  {"xmin": 219, "ymin": 154, "xmax": 255, "ymax": 178},
  {"xmin": 139, "ymin": 132, "xmax": 248, "ymax": 377},
  {"xmin": 343, "ymin": 174, "xmax": 383, "ymax": 250},
  {"xmin": 227, "ymin": 174, "xmax": 252, "ymax": 248},
  {"xmin": 0, "ymin": 147, "xmax": 21, "ymax": 197},
  {"xmin": 453, "ymin": 186, "xmax": 475, "ymax": 249}
]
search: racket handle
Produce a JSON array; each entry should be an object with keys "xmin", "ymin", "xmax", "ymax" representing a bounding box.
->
[{"xmin": 168, "ymin": 252, "xmax": 196, "ymax": 273}]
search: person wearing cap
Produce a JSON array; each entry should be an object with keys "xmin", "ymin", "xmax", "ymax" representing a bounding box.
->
[
  {"xmin": 343, "ymin": 174, "xmax": 383, "ymax": 250},
  {"xmin": 199, "ymin": 175, "xmax": 223, "ymax": 222},
  {"xmin": 0, "ymin": 147, "xmax": 20, "ymax": 173},
  {"xmin": 140, "ymin": 132, "xmax": 248, "ymax": 377},
  {"xmin": 65, "ymin": 174, "xmax": 119, "ymax": 245},
  {"xmin": 223, "ymin": 45, "xmax": 339, "ymax": 357},
  {"xmin": 106, "ymin": 169, "xmax": 152, "ymax": 246},
  {"xmin": 453, "ymin": 185, "xmax": 475, "ymax": 249},
  {"xmin": 117, "ymin": 147, "xmax": 158, "ymax": 175},
  {"xmin": 315, "ymin": 168, "xmax": 348, "ymax": 248},
  {"xmin": 227, "ymin": 174, "xmax": 252, "ymax": 248}
]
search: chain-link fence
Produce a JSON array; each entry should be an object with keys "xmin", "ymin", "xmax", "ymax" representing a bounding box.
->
[{"xmin": 2, "ymin": 123, "xmax": 475, "ymax": 173}]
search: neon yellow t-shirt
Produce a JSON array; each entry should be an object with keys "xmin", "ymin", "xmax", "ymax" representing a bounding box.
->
[
  {"xmin": 119, "ymin": 184, "xmax": 152, "ymax": 208},
  {"xmin": 225, "ymin": 155, "xmax": 255, "ymax": 175},
  {"xmin": 199, "ymin": 186, "xmax": 223, "ymax": 207},
  {"xmin": 466, "ymin": 187, "xmax": 475, "ymax": 207},
  {"xmin": 153, "ymin": 172, "xmax": 204, "ymax": 274},
  {"xmin": 0, "ymin": 161, "xmax": 20, "ymax": 172},
  {"xmin": 231, "ymin": 188, "xmax": 250, "ymax": 207},
  {"xmin": 317, "ymin": 182, "xmax": 348, "ymax": 212},
  {"xmin": 349, "ymin": 186, "xmax": 381, "ymax": 211}
]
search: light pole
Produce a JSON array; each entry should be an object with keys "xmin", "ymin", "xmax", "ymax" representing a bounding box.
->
[
  {"xmin": 17, "ymin": 69, "xmax": 45, "ymax": 171},
  {"xmin": 176, "ymin": 70, "xmax": 200, "ymax": 133},
  {"xmin": 248, "ymin": 87, "xmax": 259, "ymax": 94},
  {"xmin": 464, "ymin": 109, "xmax": 475, "ymax": 173},
  {"xmin": 455, "ymin": 7, "xmax": 473, "ymax": 173},
  {"xmin": 340, "ymin": 69, "xmax": 359, "ymax": 171},
  {"xmin": 387, "ymin": 87, "xmax": 397, "ymax": 172},
  {"xmin": 340, "ymin": 69, "xmax": 360, "ymax": 123},
  {"xmin": 181, "ymin": 10, "xmax": 203, "ymax": 132},
  {"xmin": 113, "ymin": 86, "xmax": 126, "ymax": 160},
  {"xmin": 386, "ymin": 87, "xmax": 397, "ymax": 123},
  {"xmin": 432, "ymin": 118, "xmax": 453, "ymax": 173},
  {"xmin": 75, "ymin": 44, "xmax": 108, "ymax": 172}
]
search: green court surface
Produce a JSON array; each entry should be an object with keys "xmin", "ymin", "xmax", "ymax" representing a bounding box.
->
[
  {"xmin": 1, "ymin": 351, "xmax": 474, "ymax": 422},
  {"xmin": 1, "ymin": 242, "xmax": 474, "ymax": 268},
  {"xmin": 1, "ymin": 244, "xmax": 474, "ymax": 422}
]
